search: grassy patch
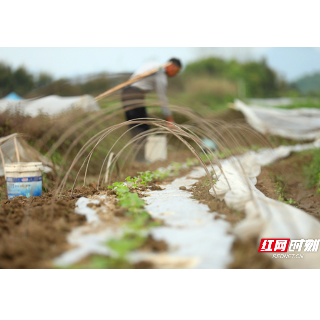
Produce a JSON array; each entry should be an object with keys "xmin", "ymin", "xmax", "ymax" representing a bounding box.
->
[
  {"xmin": 303, "ymin": 148, "xmax": 320, "ymax": 193},
  {"xmin": 277, "ymin": 98, "xmax": 320, "ymax": 110},
  {"xmin": 274, "ymin": 181, "xmax": 296, "ymax": 204}
]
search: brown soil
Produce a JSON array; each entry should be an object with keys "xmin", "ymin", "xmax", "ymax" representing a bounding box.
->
[
  {"xmin": 188, "ymin": 174, "xmax": 280, "ymax": 268},
  {"xmin": 228, "ymin": 238, "xmax": 282, "ymax": 269},
  {"xmin": 0, "ymin": 184, "xmax": 168, "ymax": 268},
  {"xmin": 66, "ymin": 234, "xmax": 166, "ymax": 269},
  {"xmin": 0, "ymin": 155, "xmax": 188, "ymax": 269},
  {"xmin": 187, "ymin": 176, "xmax": 245, "ymax": 225},
  {"xmin": 0, "ymin": 186, "xmax": 98, "ymax": 269},
  {"xmin": 213, "ymin": 109, "xmax": 245, "ymax": 122},
  {"xmin": 116, "ymin": 149, "xmax": 198, "ymax": 182},
  {"xmin": 256, "ymin": 152, "xmax": 320, "ymax": 222},
  {"xmin": 228, "ymin": 150, "xmax": 320, "ymax": 269},
  {"xmin": 140, "ymin": 235, "xmax": 168, "ymax": 252},
  {"xmin": 3, "ymin": 144, "xmax": 317, "ymax": 269}
]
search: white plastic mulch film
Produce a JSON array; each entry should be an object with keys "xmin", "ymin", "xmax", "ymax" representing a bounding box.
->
[
  {"xmin": 209, "ymin": 141, "xmax": 320, "ymax": 268},
  {"xmin": 54, "ymin": 165, "xmax": 234, "ymax": 269},
  {"xmin": 0, "ymin": 94, "xmax": 100, "ymax": 117},
  {"xmin": 234, "ymin": 99, "xmax": 320, "ymax": 141}
]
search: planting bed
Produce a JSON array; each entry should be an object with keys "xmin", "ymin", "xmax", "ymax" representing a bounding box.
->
[
  {"xmin": 1, "ymin": 104, "xmax": 320, "ymax": 268},
  {"xmin": 0, "ymin": 154, "xmax": 197, "ymax": 269},
  {"xmin": 256, "ymin": 152, "xmax": 320, "ymax": 222},
  {"xmin": 2, "ymin": 145, "xmax": 320, "ymax": 269}
]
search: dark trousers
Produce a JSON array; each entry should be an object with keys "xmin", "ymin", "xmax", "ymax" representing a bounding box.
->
[{"xmin": 121, "ymin": 86, "xmax": 150, "ymax": 139}]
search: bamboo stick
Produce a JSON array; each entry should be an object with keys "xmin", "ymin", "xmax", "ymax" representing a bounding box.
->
[
  {"xmin": 0, "ymin": 146, "xmax": 13, "ymax": 163},
  {"xmin": 94, "ymin": 62, "xmax": 172, "ymax": 101},
  {"xmin": 104, "ymin": 152, "xmax": 114, "ymax": 184},
  {"xmin": 0, "ymin": 133, "xmax": 19, "ymax": 144},
  {"xmin": 14, "ymin": 136, "xmax": 20, "ymax": 162},
  {"xmin": 0, "ymin": 147, "xmax": 6, "ymax": 180}
]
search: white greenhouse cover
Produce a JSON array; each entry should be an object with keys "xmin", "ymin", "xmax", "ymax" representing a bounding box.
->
[
  {"xmin": 247, "ymin": 97, "xmax": 316, "ymax": 107},
  {"xmin": 234, "ymin": 99, "xmax": 320, "ymax": 141},
  {"xmin": 0, "ymin": 94, "xmax": 100, "ymax": 117},
  {"xmin": 209, "ymin": 140, "xmax": 320, "ymax": 268},
  {"xmin": 0, "ymin": 133, "xmax": 53, "ymax": 176}
]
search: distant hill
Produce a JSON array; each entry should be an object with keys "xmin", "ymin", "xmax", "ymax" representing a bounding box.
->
[{"xmin": 293, "ymin": 72, "xmax": 320, "ymax": 94}]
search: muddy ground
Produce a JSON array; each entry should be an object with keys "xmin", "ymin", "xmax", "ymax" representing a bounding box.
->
[
  {"xmin": 188, "ymin": 150, "xmax": 320, "ymax": 269},
  {"xmin": 1, "ymin": 105, "xmax": 319, "ymax": 269},
  {"xmin": 0, "ymin": 154, "xmax": 194, "ymax": 269},
  {"xmin": 1, "ymin": 149, "xmax": 319, "ymax": 269},
  {"xmin": 0, "ymin": 187, "xmax": 92, "ymax": 268},
  {"xmin": 188, "ymin": 176, "xmax": 281, "ymax": 268},
  {"xmin": 256, "ymin": 152, "xmax": 320, "ymax": 222}
]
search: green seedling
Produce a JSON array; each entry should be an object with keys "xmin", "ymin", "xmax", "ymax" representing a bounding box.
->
[
  {"xmin": 125, "ymin": 176, "xmax": 139, "ymax": 189},
  {"xmin": 200, "ymin": 153, "xmax": 216, "ymax": 162},
  {"xmin": 274, "ymin": 182, "xmax": 285, "ymax": 202},
  {"xmin": 186, "ymin": 158, "xmax": 193, "ymax": 167},
  {"xmin": 119, "ymin": 192, "xmax": 145, "ymax": 213},
  {"xmin": 88, "ymin": 256, "xmax": 131, "ymax": 269},
  {"xmin": 170, "ymin": 161, "xmax": 182, "ymax": 168},
  {"xmin": 152, "ymin": 169, "xmax": 171, "ymax": 180},
  {"xmin": 202, "ymin": 178, "xmax": 211, "ymax": 187},
  {"xmin": 303, "ymin": 149, "xmax": 320, "ymax": 189},
  {"xmin": 274, "ymin": 182, "xmax": 296, "ymax": 205},
  {"xmin": 101, "ymin": 161, "xmax": 193, "ymax": 266},
  {"xmin": 170, "ymin": 162, "xmax": 183, "ymax": 175},
  {"xmin": 126, "ymin": 212, "xmax": 154, "ymax": 230},
  {"xmin": 285, "ymin": 198, "xmax": 296, "ymax": 205},
  {"xmin": 109, "ymin": 181, "xmax": 126, "ymax": 188},
  {"xmin": 116, "ymin": 187, "xmax": 130, "ymax": 196},
  {"xmin": 107, "ymin": 232, "xmax": 147, "ymax": 259}
]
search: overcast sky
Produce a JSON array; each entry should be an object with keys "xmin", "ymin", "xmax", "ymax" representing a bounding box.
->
[{"xmin": 1, "ymin": 47, "xmax": 320, "ymax": 82}]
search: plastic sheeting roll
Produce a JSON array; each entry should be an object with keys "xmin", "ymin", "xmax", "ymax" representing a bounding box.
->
[{"xmin": 234, "ymin": 99, "xmax": 320, "ymax": 141}]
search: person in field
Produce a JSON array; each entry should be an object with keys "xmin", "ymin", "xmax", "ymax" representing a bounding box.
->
[{"xmin": 121, "ymin": 58, "xmax": 182, "ymax": 163}]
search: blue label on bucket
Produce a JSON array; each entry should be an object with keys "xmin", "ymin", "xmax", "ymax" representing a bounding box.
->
[
  {"xmin": 6, "ymin": 176, "xmax": 42, "ymax": 182},
  {"xmin": 6, "ymin": 176, "xmax": 42, "ymax": 199}
]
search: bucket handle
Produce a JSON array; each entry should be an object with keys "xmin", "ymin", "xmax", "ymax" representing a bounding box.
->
[{"xmin": 0, "ymin": 146, "xmax": 6, "ymax": 180}]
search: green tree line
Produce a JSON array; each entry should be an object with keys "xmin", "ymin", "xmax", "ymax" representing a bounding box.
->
[
  {"xmin": 0, "ymin": 61, "xmax": 116, "ymax": 98},
  {"xmin": 1, "ymin": 57, "xmax": 294, "ymax": 99},
  {"xmin": 0, "ymin": 62, "xmax": 55, "ymax": 98},
  {"xmin": 183, "ymin": 57, "xmax": 288, "ymax": 98}
]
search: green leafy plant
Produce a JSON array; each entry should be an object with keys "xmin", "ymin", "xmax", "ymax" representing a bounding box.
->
[
  {"xmin": 98, "ymin": 162, "xmax": 190, "ymax": 267},
  {"xmin": 119, "ymin": 192, "xmax": 145, "ymax": 213},
  {"xmin": 303, "ymin": 148, "xmax": 320, "ymax": 192},
  {"xmin": 274, "ymin": 182, "xmax": 296, "ymax": 204},
  {"xmin": 286, "ymin": 198, "xmax": 296, "ymax": 205},
  {"xmin": 202, "ymin": 177, "xmax": 212, "ymax": 187},
  {"xmin": 107, "ymin": 232, "xmax": 147, "ymax": 259},
  {"xmin": 170, "ymin": 162, "xmax": 183, "ymax": 175},
  {"xmin": 125, "ymin": 176, "xmax": 139, "ymax": 189}
]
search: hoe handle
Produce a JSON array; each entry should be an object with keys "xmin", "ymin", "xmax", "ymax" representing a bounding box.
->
[{"xmin": 94, "ymin": 62, "xmax": 172, "ymax": 101}]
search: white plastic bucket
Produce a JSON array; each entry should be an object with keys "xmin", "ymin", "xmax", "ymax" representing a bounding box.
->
[
  {"xmin": 5, "ymin": 162, "xmax": 44, "ymax": 199},
  {"xmin": 145, "ymin": 135, "xmax": 167, "ymax": 163}
]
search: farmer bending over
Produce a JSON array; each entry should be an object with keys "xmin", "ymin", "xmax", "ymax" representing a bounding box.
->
[{"xmin": 121, "ymin": 58, "xmax": 182, "ymax": 163}]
